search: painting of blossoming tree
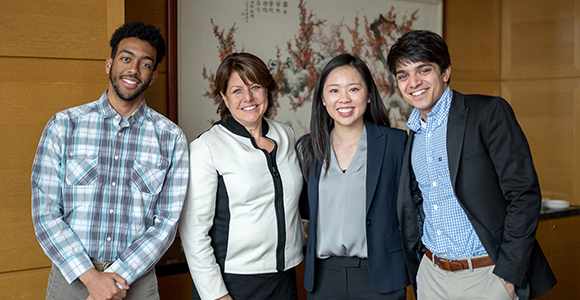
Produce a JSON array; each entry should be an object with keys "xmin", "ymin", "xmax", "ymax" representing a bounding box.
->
[{"xmin": 179, "ymin": 0, "xmax": 443, "ymax": 139}]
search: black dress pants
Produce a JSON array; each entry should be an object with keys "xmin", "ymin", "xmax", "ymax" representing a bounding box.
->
[{"xmin": 308, "ymin": 256, "xmax": 406, "ymax": 300}]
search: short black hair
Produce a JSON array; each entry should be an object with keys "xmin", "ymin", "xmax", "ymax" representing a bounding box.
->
[
  {"xmin": 387, "ymin": 30, "xmax": 450, "ymax": 77},
  {"xmin": 109, "ymin": 21, "xmax": 166, "ymax": 71}
]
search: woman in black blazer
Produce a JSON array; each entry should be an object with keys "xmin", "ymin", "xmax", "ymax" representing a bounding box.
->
[{"xmin": 296, "ymin": 54, "xmax": 410, "ymax": 300}]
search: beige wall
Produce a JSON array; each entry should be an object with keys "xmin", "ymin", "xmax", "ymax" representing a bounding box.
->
[
  {"xmin": 446, "ymin": 0, "xmax": 580, "ymax": 205},
  {"xmin": 0, "ymin": 1, "xmax": 125, "ymax": 298}
]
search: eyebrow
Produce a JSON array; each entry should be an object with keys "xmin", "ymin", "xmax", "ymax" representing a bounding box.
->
[
  {"xmin": 119, "ymin": 49, "xmax": 155, "ymax": 63},
  {"xmin": 396, "ymin": 62, "xmax": 434, "ymax": 75}
]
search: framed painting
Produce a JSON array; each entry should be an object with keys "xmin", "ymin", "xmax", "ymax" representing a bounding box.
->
[{"xmin": 178, "ymin": 0, "xmax": 444, "ymax": 139}]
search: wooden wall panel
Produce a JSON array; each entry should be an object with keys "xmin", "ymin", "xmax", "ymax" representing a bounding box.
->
[
  {"xmin": 445, "ymin": 0, "xmax": 501, "ymax": 81},
  {"xmin": 0, "ymin": 57, "xmax": 110, "ymax": 274},
  {"xmin": 502, "ymin": 79, "xmax": 578, "ymax": 202},
  {"xmin": 0, "ymin": 1, "xmax": 109, "ymax": 59},
  {"xmin": 0, "ymin": 268, "xmax": 50, "ymax": 299},
  {"xmin": 449, "ymin": 80, "xmax": 501, "ymax": 97},
  {"xmin": 501, "ymin": 0, "xmax": 580, "ymax": 80}
]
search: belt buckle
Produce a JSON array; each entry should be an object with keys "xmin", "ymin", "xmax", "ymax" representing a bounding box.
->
[
  {"xmin": 435, "ymin": 255, "xmax": 456, "ymax": 271},
  {"xmin": 102, "ymin": 262, "xmax": 113, "ymax": 271}
]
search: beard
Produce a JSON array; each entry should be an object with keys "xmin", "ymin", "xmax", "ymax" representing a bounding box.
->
[{"xmin": 109, "ymin": 71, "xmax": 151, "ymax": 102}]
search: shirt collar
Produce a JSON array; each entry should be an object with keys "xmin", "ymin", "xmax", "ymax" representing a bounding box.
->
[
  {"xmin": 99, "ymin": 90, "xmax": 148, "ymax": 124},
  {"xmin": 217, "ymin": 116, "xmax": 270, "ymax": 139},
  {"xmin": 407, "ymin": 87, "xmax": 452, "ymax": 132}
]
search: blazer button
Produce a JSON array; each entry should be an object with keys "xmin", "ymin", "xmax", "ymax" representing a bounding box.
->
[{"xmin": 366, "ymin": 220, "xmax": 372, "ymax": 226}]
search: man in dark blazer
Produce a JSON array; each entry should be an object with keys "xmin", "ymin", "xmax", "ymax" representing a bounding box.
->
[{"xmin": 387, "ymin": 30, "xmax": 556, "ymax": 300}]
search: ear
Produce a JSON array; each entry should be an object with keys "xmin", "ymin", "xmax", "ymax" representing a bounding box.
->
[
  {"xmin": 442, "ymin": 66, "xmax": 451, "ymax": 83},
  {"xmin": 321, "ymin": 97, "xmax": 326, "ymax": 106},
  {"xmin": 105, "ymin": 57, "xmax": 113, "ymax": 74},
  {"xmin": 220, "ymin": 92, "xmax": 229, "ymax": 107},
  {"xmin": 148, "ymin": 71, "xmax": 159, "ymax": 86}
]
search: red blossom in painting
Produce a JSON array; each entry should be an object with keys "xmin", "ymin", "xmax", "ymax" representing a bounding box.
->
[{"xmin": 202, "ymin": 1, "xmax": 420, "ymax": 128}]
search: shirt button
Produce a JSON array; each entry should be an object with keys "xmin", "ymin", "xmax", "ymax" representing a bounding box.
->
[
  {"xmin": 70, "ymin": 152, "xmax": 74, "ymax": 157},
  {"xmin": 114, "ymin": 155, "xmax": 119, "ymax": 160},
  {"xmin": 427, "ymin": 133, "xmax": 432, "ymax": 137},
  {"xmin": 115, "ymin": 115, "xmax": 120, "ymax": 119},
  {"xmin": 86, "ymin": 153, "xmax": 91, "ymax": 157},
  {"xmin": 106, "ymin": 236, "xmax": 111, "ymax": 242},
  {"xmin": 437, "ymin": 230, "xmax": 441, "ymax": 236},
  {"xmin": 109, "ymin": 209, "xmax": 114, "ymax": 214},
  {"xmin": 111, "ymin": 182, "xmax": 116, "ymax": 186},
  {"xmin": 434, "ymin": 205, "xmax": 438, "ymax": 210},
  {"xmin": 157, "ymin": 162, "xmax": 161, "ymax": 167},
  {"xmin": 432, "ymin": 182, "xmax": 437, "ymax": 187},
  {"xmin": 428, "ymin": 157, "xmax": 433, "ymax": 162},
  {"xmin": 366, "ymin": 220, "xmax": 372, "ymax": 226},
  {"xmin": 118, "ymin": 132, "xmax": 122, "ymax": 136}
]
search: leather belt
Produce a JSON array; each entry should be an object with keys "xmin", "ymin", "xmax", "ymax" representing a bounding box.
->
[
  {"xmin": 425, "ymin": 248, "xmax": 494, "ymax": 272},
  {"xmin": 93, "ymin": 261, "xmax": 113, "ymax": 272}
]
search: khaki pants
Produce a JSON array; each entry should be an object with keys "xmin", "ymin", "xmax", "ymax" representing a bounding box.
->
[
  {"xmin": 46, "ymin": 264, "xmax": 160, "ymax": 300},
  {"xmin": 417, "ymin": 255, "xmax": 519, "ymax": 300}
]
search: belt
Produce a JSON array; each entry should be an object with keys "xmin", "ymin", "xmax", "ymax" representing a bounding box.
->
[
  {"xmin": 92, "ymin": 261, "xmax": 114, "ymax": 272},
  {"xmin": 425, "ymin": 248, "xmax": 494, "ymax": 272}
]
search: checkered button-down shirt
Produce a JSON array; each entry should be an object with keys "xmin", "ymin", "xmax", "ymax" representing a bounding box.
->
[
  {"xmin": 408, "ymin": 87, "xmax": 487, "ymax": 259},
  {"xmin": 31, "ymin": 91, "xmax": 189, "ymax": 284}
]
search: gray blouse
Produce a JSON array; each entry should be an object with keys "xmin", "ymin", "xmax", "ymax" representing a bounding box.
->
[{"xmin": 316, "ymin": 126, "xmax": 368, "ymax": 259}]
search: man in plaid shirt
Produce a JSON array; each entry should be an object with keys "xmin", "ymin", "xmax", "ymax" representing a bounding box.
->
[{"xmin": 31, "ymin": 21, "xmax": 188, "ymax": 300}]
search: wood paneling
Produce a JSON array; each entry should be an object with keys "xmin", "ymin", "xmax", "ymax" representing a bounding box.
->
[
  {"xmin": 157, "ymin": 273, "xmax": 193, "ymax": 300},
  {"xmin": 536, "ymin": 216, "xmax": 580, "ymax": 299},
  {"xmin": 501, "ymin": 0, "xmax": 580, "ymax": 80},
  {"xmin": 501, "ymin": 79, "xmax": 578, "ymax": 202},
  {"xmin": 445, "ymin": 0, "xmax": 501, "ymax": 81},
  {"xmin": 0, "ymin": 1, "xmax": 109, "ymax": 59},
  {"xmin": 449, "ymin": 80, "xmax": 501, "ymax": 97},
  {"xmin": 0, "ymin": 267, "xmax": 50, "ymax": 299}
]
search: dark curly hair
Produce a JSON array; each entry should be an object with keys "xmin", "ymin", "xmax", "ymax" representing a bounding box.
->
[{"xmin": 109, "ymin": 21, "xmax": 166, "ymax": 71}]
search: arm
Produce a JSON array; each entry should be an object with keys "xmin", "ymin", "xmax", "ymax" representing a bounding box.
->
[
  {"xmin": 104, "ymin": 130, "xmax": 189, "ymax": 285},
  {"xmin": 179, "ymin": 138, "xmax": 229, "ymax": 300},
  {"xmin": 485, "ymin": 98, "xmax": 542, "ymax": 287},
  {"xmin": 31, "ymin": 115, "xmax": 95, "ymax": 283}
]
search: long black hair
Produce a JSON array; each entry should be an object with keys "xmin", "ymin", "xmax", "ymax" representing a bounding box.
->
[{"xmin": 296, "ymin": 53, "xmax": 390, "ymax": 179}]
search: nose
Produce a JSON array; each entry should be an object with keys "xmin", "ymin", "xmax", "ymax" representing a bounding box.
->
[
  {"xmin": 409, "ymin": 74, "xmax": 421, "ymax": 88},
  {"xmin": 127, "ymin": 61, "xmax": 140, "ymax": 75}
]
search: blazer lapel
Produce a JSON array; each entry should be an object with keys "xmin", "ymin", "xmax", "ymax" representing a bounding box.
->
[
  {"xmin": 365, "ymin": 121, "xmax": 386, "ymax": 213},
  {"xmin": 447, "ymin": 90, "xmax": 469, "ymax": 188}
]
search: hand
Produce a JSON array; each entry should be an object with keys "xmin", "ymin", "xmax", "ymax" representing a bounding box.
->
[
  {"xmin": 79, "ymin": 268, "xmax": 129, "ymax": 300},
  {"xmin": 216, "ymin": 294, "xmax": 233, "ymax": 300},
  {"xmin": 499, "ymin": 277, "xmax": 515, "ymax": 299}
]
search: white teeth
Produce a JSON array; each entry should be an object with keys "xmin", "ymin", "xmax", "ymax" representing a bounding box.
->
[
  {"xmin": 242, "ymin": 105, "xmax": 258, "ymax": 111},
  {"xmin": 338, "ymin": 108, "xmax": 353, "ymax": 113},
  {"xmin": 412, "ymin": 89, "xmax": 427, "ymax": 96},
  {"xmin": 123, "ymin": 78, "xmax": 137, "ymax": 84}
]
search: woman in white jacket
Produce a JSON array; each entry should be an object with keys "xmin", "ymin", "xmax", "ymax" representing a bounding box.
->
[{"xmin": 179, "ymin": 52, "xmax": 303, "ymax": 300}]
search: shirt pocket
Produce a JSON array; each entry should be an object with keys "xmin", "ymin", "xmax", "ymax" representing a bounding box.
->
[
  {"xmin": 131, "ymin": 155, "xmax": 169, "ymax": 195},
  {"xmin": 65, "ymin": 155, "xmax": 98, "ymax": 186}
]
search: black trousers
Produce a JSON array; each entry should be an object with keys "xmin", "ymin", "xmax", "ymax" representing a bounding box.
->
[
  {"xmin": 192, "ymin": 268, "xmax": 298, "ymax": 300},
  {"xmin": 308, "ymin": 257, "xmax": 406, "ymax": 300}
]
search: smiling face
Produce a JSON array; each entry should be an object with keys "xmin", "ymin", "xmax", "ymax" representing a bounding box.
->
[
  {"xmin": 322, "ymin": 65, "xmax": 369, "ymax": 130},
  {"xmin": 221, "ymin": 71, "xmax": 268, "ymax": 129},
  {"xmin": 395, "ymin": 61, "xmax": 451, "ymax": 121},
  {"xmin": 106, "ymin": 37, "xmax": 158, "ymax": 103}
]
